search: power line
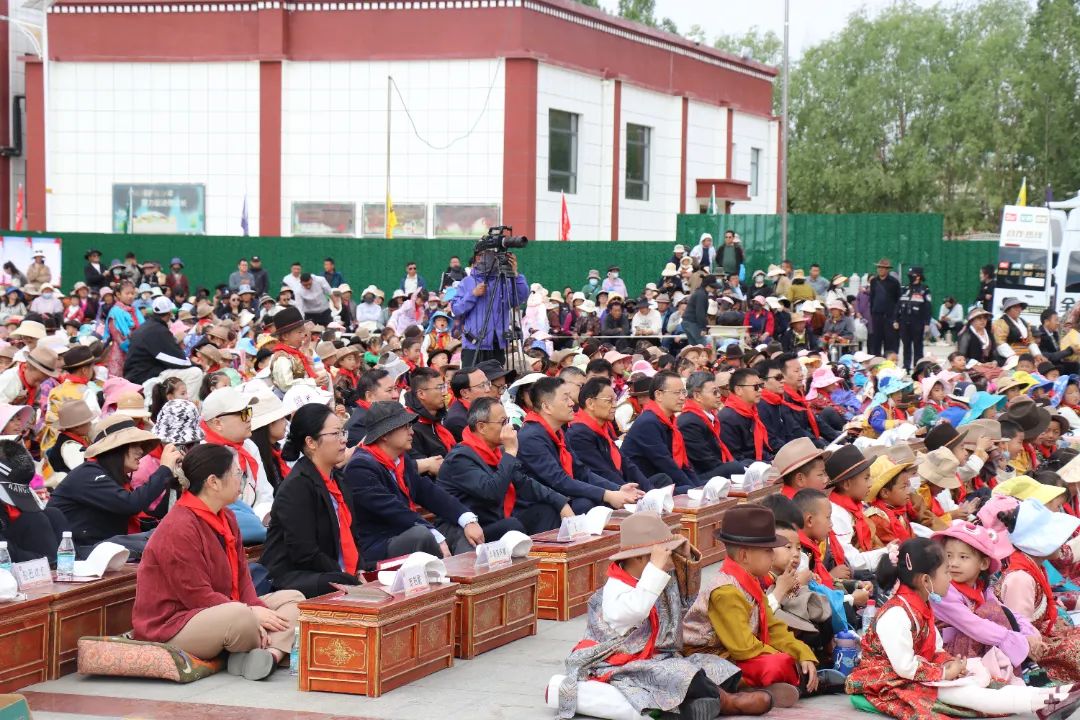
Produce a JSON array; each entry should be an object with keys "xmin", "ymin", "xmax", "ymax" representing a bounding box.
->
[{"xmin": 388, "ymin": 60, "xmax": 502, "ymax": 151}]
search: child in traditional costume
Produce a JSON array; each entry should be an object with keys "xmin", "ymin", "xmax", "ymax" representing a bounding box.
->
[
  {"xmin": 846, "ymin": 537, "xmax": 1074, "ymax": 720},
  {"xmin": 864, "ymin": 455, "xmax": 917, "ymax": 544},
  {"xmin": 825, "ymin": 445, "xmax": 890, "ymax": 573},
  {"xmin": 773, "ymin": 437, "xmax": 827, "ymax": 500},
  {"xmin": 792, "ymin": 489, "xmax": 869, "ymax": 614},
  {"xmin": 866, "ymin": 376, "xmax": 912, "ymax": 437},
  {"xmin": 552, "ymin": 513, "xmax": 775, "ymax": 720}
]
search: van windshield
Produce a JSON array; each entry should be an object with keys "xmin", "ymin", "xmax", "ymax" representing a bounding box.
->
[
  {"xmin": 1066, "ymin": 252, "xmax": 1080, "ymax": 294},
  {"xmin": 997, "ymin": 247, "xmax": 1049, "ymax": 291}
]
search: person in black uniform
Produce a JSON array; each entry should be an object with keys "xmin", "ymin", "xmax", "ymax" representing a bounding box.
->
[
  {"xmin": 975, "ymin": 264, "xmax": 995, "ymax": 312},
  {"xmin": 897, "ymin": 266, "xmax": 932, "ymax": 371},
  {"xmin": 867, "ymin": 258, "xmax": 901, "ymax": 356}
]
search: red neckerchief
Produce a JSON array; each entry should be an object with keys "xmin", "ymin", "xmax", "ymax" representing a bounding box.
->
[
  {"xmin": 6, "ymin": 505, "xmax": 21, "ymax": 521},
  {"xmin": 575, "ymin": 562, "xmax": 660, "ymax": 677},
  {"xmin": 427, "ymin": 332, "xmax": 450, "ymax": 350},
  {"xmin": 951, "ymin": 580, "xmax": 986, "ymax": 609},
  {"xmin": 681, "ymin": 399, "xmax": 733, "ymax": 462},
  {"xmin": 830, "ymin": 491, "xmax": 873, "ymax": 550},
  {"xmin": 415, "ymin": 412, "xmax": 455, "ymax": 453},
  {"xmin": 723, "ymin": 394, "xmax": 769, "ymax": 460},
  {"xmin": 200, "ymin": 421, "xmax": 259, "ymax": 481},
  {"xmin": 336, "ymin": 367, "xmax": 359, "ymax": 389},
  {"xmin": 760, "ymin": 389, "xmax": 784, "ymax": 406},
  {"xmin": 781, "ymin": 485, "xmax": 798, "ymax": 499},
  {"xmin": 1023, "ymin": 442, "xmax": 1039, "ymax": 471},
  {"xmin": 894, "ymin": 585, "xmax": 938, "ymax": 658},
  {"xmin": 782, "ymin": 386, "xmax": 820, "ymax": 436},
  {"xmin": 61, "ymin": 373, "xmax": 89, "ymax": 386},
  {"xmin": 315, "ymin": 466, "xmax": 359, "ymax": 574},
  {"xmin": 177, "ymin": 492, "xmax": 240, "ymax": 600},
  {"xmin": 1037, "ymin": 444, "xmax": 1056, "ymax": 460},
  {"xmin": 524, "ymin": 411, "xmax": 573, "ymax": 475},
  {"xmin": 1064, "ymin": 494, "xmax": 1080, "ymax": 518},
  {"xmin": 642, "ymin": 402, "xmax": 689, "ymax": 469},
  {"xmin": 60, "ymin": 431, "xmax": 89, "ymax": 448},
  {"xmin": 461, "ymin": 427, "xmax": 514, "ymax": 517},
  {"xmin": 17, "ymin": 364, "xmax": 38, "ymax": 405},
  {"xmin": 570, "ymin": 409, "xmax": 622, "ymax": 471},
  {"xmin": 356, "ymin": 399, "xmax": 371, "ymax": 410},
  {"xmin": 271, "ymin": 448, "xmax": 290, "ymax": 479},
  {"xmin": 798, "ymin": 530, "xmax": 834, "ymax": 588},
  {"xmin": 953, "ymin": 476, "xmax": 968, "ymax": 504},
  {"xmin": 363, "ymin": 444, "xmax": 416, "ymax": 511},
  {"xmin": 827, "ymin": 530, "xmax": 848, "ymax": 566},
  {"xmin": 871, "ymin": 499, "xmax": 912, "ymax": 542},
  {"xmin": 272, "ymin": 343, "xmax": 317, "ymax": 379},
  {"xmin": 721, "ymin": 556, "xmax": 769, "ymax": 644},
  {"xmin": 922, "ymin": 400, "xmax": 946, "ymax": 413},
  {"xmin": 452, "ymin": 398, "xmax": 471, "ymax": 413},
  {"xmin": 628, "ymin": 397, "xmax": 642, "ymax": 416},
  {"xmin": 1007, "ymin": 551, "xmax": 1056, "ymax": 632}
]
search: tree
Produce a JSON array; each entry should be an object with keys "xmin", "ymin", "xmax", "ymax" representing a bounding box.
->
[
  {"xmin": 617, "ymin": 0, "xmax": 656, "ymax": 26},
  {"xmin": 712, "ymin": 27, "xmax": 784, "ymax": 68}
]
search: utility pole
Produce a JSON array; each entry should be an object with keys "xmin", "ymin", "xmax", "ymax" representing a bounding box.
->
[{"xmin": 780, "ymin": 0, "xmax": 790, "ymax": 259}]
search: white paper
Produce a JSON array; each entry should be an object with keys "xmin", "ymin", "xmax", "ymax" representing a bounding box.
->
[
  {"xmin": 475, "ymin": 540, "xmax": 512, "ymax": 568},
  {"xmin": 702, "ymin": 476, "xmax": 731, "ymax": 502},
  {"xmin": 583, "ymin": 506, "xmax": 612, "ymax": 535},
  {"xmin": 500, "ymin": 530, "xmax": 533, "ymax": 558},
  {"xmin": 635, "ymin": 487, "xmax": 675, "ymax": 514},
  {"xmin": 910, "ymin": 522, "xmax": 934, "ymax": 538},
  {"xmin": 376, "ymin": 552, "xmax": 449, "ymax": 589},
  {"xmin": 557, "ymin": 513, "xmax": 592, "ymax": 540},
  {"xmin": 73, "ymin": 542, "xmax": 129, "ymax": 579}
]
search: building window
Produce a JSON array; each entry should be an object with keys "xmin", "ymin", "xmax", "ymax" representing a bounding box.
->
[
  {"xmin": 625, "ymin": 123, "xmax": 651, "ymax": 201},
  {"xmin": 548, "ymin": 109, "xmax": 579, "ymax": 194},
  {"xmin": 750, "ymin": 147, "xmax": 761, "ymax": 196}
]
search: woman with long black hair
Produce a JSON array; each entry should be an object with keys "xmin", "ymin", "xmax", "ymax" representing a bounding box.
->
[{"xmin": 249, "ymin": 393, "xmax": 290, "ymax": 491}]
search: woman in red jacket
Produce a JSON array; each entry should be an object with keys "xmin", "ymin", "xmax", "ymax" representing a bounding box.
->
[{"xmin": 131, "ymin": 443, "xmax": 302, "ymax": 680}]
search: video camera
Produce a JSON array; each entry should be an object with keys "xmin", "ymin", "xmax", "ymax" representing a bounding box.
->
[{"xmin": 474, "ymin": 225, "xmax": 528, "ymax": 254}]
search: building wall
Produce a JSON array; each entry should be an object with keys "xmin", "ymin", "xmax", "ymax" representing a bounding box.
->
[
  {"xmin": 280, "ymin": 58, "xmax": 504, "ymax": 237},
  {"xmin": 45, "ymin": 61, "xmax": 260, "ymax": 235},
  {"xmin": 684, "ymin": 100, "xmax": 728, "ymax": 214},
  {"xmin": 8, "ymin": 0, "xmax": 40, "ymax": 225},
  {"xmin": 534, "ymin": 63, "xmax": 609, "ymax": 241},
  {"xmin": 729, "ymin": 111, "xmax": 776, "ymax": 215},
  {"xmin": 617, "ymin": 83, "xmax": 682, "ymax": 241}
]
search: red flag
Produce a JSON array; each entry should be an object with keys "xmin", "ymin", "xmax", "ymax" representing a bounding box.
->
[
  {"xmin": 559, "ymin": 192, "xmax": 571, "ymax": 241},
  {"xmin": 14, "ymin": 184, "xmax": 24, "ymax": 231}
]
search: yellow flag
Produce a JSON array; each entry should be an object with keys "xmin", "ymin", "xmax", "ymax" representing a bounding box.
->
[
  {"xmin": 386, "ymin": 193, "xmax": 398, "ymax": 239},
  {"xmin": 1017, "ymin": 176, "xmax": 1028, "ymax": 207}
]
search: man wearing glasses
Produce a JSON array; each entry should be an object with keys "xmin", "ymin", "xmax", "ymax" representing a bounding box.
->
[
  {"xmin": 344, "ymin": 368, "xmax": 400, "ymax": 447},
  {"xmin": 621, "ymin": 370, "xmax": 704, "ymax": 493},
  {"xmin": 444, "ymin": 367, "xmax": 495, "ymax": 442},
  {"xmin": 753, "ymin": 358, "xmax": 792, "ymax": 453},
  {"xmin": 719, "ymin": 367, "xmax": 775, "ymax": 463},
  {"xmin": 677, "ymin": 371, "xmax": 748, "ymax": 481},
  {"xmin": 405, "ymin": 367, "xmax": 456, "ymax": 476},
  {"xmin": 200, "ymin": 388, "xmax": 274, "ymax": 533}
]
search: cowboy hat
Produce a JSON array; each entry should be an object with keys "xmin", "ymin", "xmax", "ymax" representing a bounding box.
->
[
  {"xmin": 1002, "ymin": 398, "xmax": 1051, "ymax": 439},
  {"xmin": 791, "ymin": 269, "xmax": 806, "ymax": 281},
  {"xmin": 825, "ymin": 445, "xmax": 873, "ymax": 487},
  {"xmin": 24, "ymin": 346, "xmax": 59, "ymax": 378},
  {"xmin": 1000, "ymin": 297, "xmax": 1027, "ymax": 313},
  {"xmin": 714, "ymin": 504, "xmax": 788, "ymax": 549},
  {"xmin": 875, "ymin": 258, "xmax": 892, "ymax": 269},
  {"xmin": 113, "ymin": 391, "xmax": 150, "ymax": 420},
  {"xmin": 772, "ymin": 437, "xmax": 825, "ymax": 478},
  {"xmin": 766, "ymin": 264, "xmax": 784, "ymax": 278},
  {"xmin": 59, "ymin": 344, "xmax": 95, "ymax": 371},
  {"xmin": 610, "ymin": 512, "xmax": 688, "ymax": 561},
  {"xmin": 83, "ymin": 415, "xmax": 161, "ymax": 458},
  {"xmin": 205, "ymin": 325, "xmax": 231, "ymax": 342},
  {"xmin": 992, "ymin": 475, "xmax": 1064, "ymax": 505},
  {"xmin": 966, "ymin": 307, "xmax": 991, "ymax": 322},
  {"xmin": 918, "ymin": 447, "xmax": 960, "ymax": 489},
  {"xmin": 932, "ymin": 520, "xmax": 1012, "ymax": 574},
  {"xmin": 362, "ymin": 401, "xmax": 419, "ymax": 445},
  {"xmin": 271, "ymin": 305, "xmax": 305, "ymax": 335},
  {"xmin": 315, "ymin": 341, "xmax": 340, "ymax": 367},
  {"xmin": 196, "ymin": 303, "xmax": 215, "ymax": 319},
  {"xmin": 12, "ymin": 320, "xmax": 45, "ymax": 341},
  {"xmin": 866, "ymin": 456, "xmax": 913, "ymax": 502},
  {"xmin": 924, "ymin": 423, "xmax": 967, "ymax": 452},
  {"xmin": 56, "ymin": 400, "xmax": 95, "ymax": 431},
  {"xmin": 579, "ymin": 300, "xmax": 597, "ymax": 314},
  {"xmin": 830, "ymin": 274, "xmax": 849, "ymax": 286}
]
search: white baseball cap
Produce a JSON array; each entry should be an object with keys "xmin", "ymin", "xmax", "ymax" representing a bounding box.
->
[
  {"xmin": 151, "ymin": 297, "xmax": 176, "ymax": 315},
  {"xmin": 201, "ymin": 387, "xmax": 259, "ymax": 421}
]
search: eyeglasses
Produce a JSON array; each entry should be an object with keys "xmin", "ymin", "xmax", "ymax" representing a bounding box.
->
[
  {"xmin": 224, "ymin": 407, "xmax": 253, "ymax": 422},
  {"xmin": 738, "ymin": 383, "xmax": 765, "ymax": 390},
  {"xmin": 419, "ymin": 383, "xmax": 448, "ymax": 393},
  {"xmin": 470, "ymin": 379, "xmax": 493, "ymax": 391},
  {"xmin": 478, "ymin": 418, "xmax": 510, "ymax": 427},
  {"xmin": 660, "ymin": 388, "xmax": 688, "ymax": 397},
  {"xmin": 767, "ymin": 374, "xmax": 784, "ymax": 381},
  {"xmin": 318, "ymin": 430, "xmax": 347, "ymax": 440}
]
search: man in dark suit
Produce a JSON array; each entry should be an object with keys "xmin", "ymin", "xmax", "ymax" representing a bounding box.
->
[
  {"xmin": 404, "ymin": 367, "xmax": 456, "ymax": 474},
  {"xmin": 755, "ymin": 358, "xmax": 790, "ymax": 451},
  {"xmin": 777, "ymin": 353, "xmax": 827, "ymax": 449},
  {"xmin": 868, "ymin": 258, "xmax": 901, "ymax": 355},
  {"xmin": 621, "ymin": 370, "xmax": 703, "ymax": 493},
  {"xmin": 719, "ymin": 367, "xmax": 774, "ymax": 462},
  {"xmin": 444, "ymin": 366, "xmax": 491, "ymax": 441},
  {"xmin": 1037, "ymin": 309, "xmax": 1078, "ymax": 375},
  {"xmin": 677, "ymin": 371, "xmax": 748, "ymax": 480},
  {"xmin": 437, "ymin": 397, "xmax": 569, "ymax": 535},
  {"xmin": 344, "ymin": 368, "xmax": 398, "ymax": 446}
]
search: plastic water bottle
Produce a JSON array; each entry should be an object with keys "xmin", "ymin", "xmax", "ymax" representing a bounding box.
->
[
  {"xmin": 0, "ymin": 541, "xmax": 11, "ymax": 574},
  {"xmin": 57, "ymin": 532, "xmax": 76, "ymax": 581},
  {"xmin": 290, "ymin": 627, "xmax": 300, "ymax": 676},
  {"xmin": 860, "ymin": 599, "xmax": 877, "ymax": 634}
]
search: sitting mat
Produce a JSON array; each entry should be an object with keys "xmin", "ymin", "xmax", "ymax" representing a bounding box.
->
[{"xmin": 77, "ymin": 636, "xmax": 223, "ymax": 683}]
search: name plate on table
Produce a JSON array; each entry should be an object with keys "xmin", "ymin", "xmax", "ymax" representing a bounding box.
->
[
  {"xmin": 11, "ymin": 557, "xmax": 52, "ymax": 589},
  {"xmin": 557, "ymin": 514, "xmax": 590, "ymax": 541},
  {"xmin": 474, "ymin": 541, "xmax": 512, "ymax": 569},
  {"xmin": 389, "ymin": 564, "xmax": 430, "ymax": 598}
]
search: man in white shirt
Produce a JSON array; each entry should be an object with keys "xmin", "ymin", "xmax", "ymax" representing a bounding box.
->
[
  {"xmin": 631, "ymin": 299, "xmax": 663, "ymax": 344},
  {"xmin": 281, "ymin": 262, "xmax": 304, "ymax": 297},
  {"xmin": 295, "ymin": 272, "xmax": 333, "ymax": 325}
]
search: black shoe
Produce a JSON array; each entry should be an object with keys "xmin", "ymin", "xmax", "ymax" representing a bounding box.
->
[{"xmin": 679, "ymin": 697, "xmax": 721, "ymax": 720}]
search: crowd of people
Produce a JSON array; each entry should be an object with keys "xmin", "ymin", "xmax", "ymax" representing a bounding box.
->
[{"xmin": 4, "ymin": 230, "xmax": 1080, "ymax": 720}]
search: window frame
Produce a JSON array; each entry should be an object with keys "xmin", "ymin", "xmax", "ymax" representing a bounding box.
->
[
  {"xmin": 547, "ymin": 109, "xmax": 579, "ymax": 195},
  {"xmin": 625, "ymin": 122, "xmax": 652, "ymax": 202}
]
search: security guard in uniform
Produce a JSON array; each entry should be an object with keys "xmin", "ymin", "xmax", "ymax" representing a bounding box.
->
[{"xmin": 897, "ymin": 266, "xmax": 932, "ymax": 371}]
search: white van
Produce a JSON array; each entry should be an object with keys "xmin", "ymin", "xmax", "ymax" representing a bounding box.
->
[
  {"xmin": 1050, "ymin": 195, "xmax": 1080, "ymax": 321},
  {"xmin": 993, "ymin": 205, "xmax": 1054, "ymax": 325}
]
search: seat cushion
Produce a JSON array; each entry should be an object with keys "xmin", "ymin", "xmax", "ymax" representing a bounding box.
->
[{"xmin": 77, "ymin": 636, "xmax": 224, "ymax": 683}]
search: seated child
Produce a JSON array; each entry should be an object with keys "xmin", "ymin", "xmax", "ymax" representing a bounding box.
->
[
  {"xmin": 555, "ymin": 512, "xmax": 774, "ymax": 720},
  {"xmin": 846, "ymin": 538, "xmax": 1074, "ymax": 719},
  {"xmin": 772, "ymin": 438, "xmax": 827, "ymax": 500},
  {"xmin": 915, "ymin": 447, "xmax": 964, "ymax": 527},
  {"xmin": 793, "ymin": 488, "xmax": 870, "ymax": 623},
  {"xmin": 864, "ymin": 456, "xmax": 917, "ymax": 544},
  {"xmin": 932, "ymin": 518, "xmax": 1039, "ymax": 685},
  {"xmin": 825, "ymin": 446, "xmax": 890, "ymax": 573},
  {"xmin": 993, "ymin": 497, "xmax": 1080, "ymax": 684},
  {"xmin": 682, "ymin": 504, "xmax": 817, "ymax": 703}
]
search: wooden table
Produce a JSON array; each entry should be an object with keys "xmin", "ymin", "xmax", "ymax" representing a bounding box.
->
[
  {"xmin": 741, "ymin": 483, "xmax": 781, "ymax": 504},
  {"xmin": 528, "ymin": 530, "xmax": 618, "ymax": 621},
  {"xmin": 442, "ymin": 553, "xmax": 540, "ymax": 659},
  {"xmin": 0, "ymin": 595, "xmax": 51, "ymax": 692},
  {"xmin": 672, "ymin": 496, "xmax": 737, "ymax": 566},
  {"xmin": 603, "ymin": 510, "xmax": 682, "ymax": 532},
  {"xmin": 297, "ymin": 582, "xmax": 457, "ymax": 697}
]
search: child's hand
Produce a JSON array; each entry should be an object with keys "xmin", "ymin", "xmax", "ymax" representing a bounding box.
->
[
  {"xmin": 797, "ymin": 569, "xmax": 814, "ymax": 585},
  {"xmin": 831, "ymin": 564, "xmax": 852, "ymax": 581},
  {"xmin": 801, "ymin": 661, "xmax": 818, "ymax": 693},
  {"xmin": 851, "ymin": 589, "xmax": 870, "ymax": 607},
  {"xmin": 957, "ymin": 499, "xmax": 979, "ymax": 517},
  {"xmin": 1026, "ymin": 634, "xmax": 1045, "ymax": 660},
  {"xmin": 649, "ymin": 544, "xmax": 674, "ymax": 571},
  {"xmin": 942, "ymin": 658, "xmax": 966, "ymax": 680},
  {"xmin": 773, "ymin": 568, "xmax": 798, "ymax": 600}
]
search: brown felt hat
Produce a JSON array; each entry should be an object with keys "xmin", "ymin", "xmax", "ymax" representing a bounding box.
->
[
  {"xmin": 824, "ymin": 445, "xmax": 873, "ymax": 488},
  {"xmin": 714, "ymin": 504, "xmax": 788, "ymax": 548},
  {"xmin": 610, "ymin": 512, "xmax": 687, "ymax": 561}
]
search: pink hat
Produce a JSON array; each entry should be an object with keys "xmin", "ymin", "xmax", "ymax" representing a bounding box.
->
[
  {"xmin": 933, "ymin": 519, "xmax": 1013, "ymax": 573},
  {"xmin": 806, "ymin": 366, "xmax": 843, "ymax": 401},
  {"xmin": 977, "ymin": 494, "xmax": 1020, "ymax": 536},
  {"xmin": 102, "ymin": 376, "xmax": 143, "ymax": 416},
  {"xmin": 630, "ymin": 359, "xmax": 656, "ymax": 378},
  {"xmin": 604, "ymin": 350, "xmax": 632, "ymax": 365},
  {"xmin": 921, "ymin": 369, "xmax": 960, "ymax": 404}
]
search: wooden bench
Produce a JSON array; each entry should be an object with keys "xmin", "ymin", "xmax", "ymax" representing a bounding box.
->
[
  {"xmin": 672, "ymin": 496, "xmax": 737, "ymax": 566},
  {"xmin": 0, "ymin": 567, "xmax": 138, "ymax": 692},
  {"xmin": 297, "ymin": 583, "xmax": 457, "ymax": 697},
  {"xmin": 442, "ymin": 553, "xmax": 540, "ymax": 660},
  {"xmin": 528, "ymin": 530, "xmax": 619, "ymax": 621}
]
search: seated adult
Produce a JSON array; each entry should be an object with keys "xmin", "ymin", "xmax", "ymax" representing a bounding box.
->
[
  {"xmin": 719, "ymin": 368, "xmax": 774, "ymax": 462},
  {"xmin": 344, "ymin": 401, "xmax": 482, "ymax": 561},
  {"xmin": 344, "ymin": 368, "xmax": 399, "ymax": 446},
  {"xmin": 776, "ymin": 353, "xmax": 826, "ymax": 448},
  {"xmin": 123, "ymin": 296, "xmax": 193, "ymax": 386},
  {"xmin": 517, "ymin": 377, "xmax": 640, "ymax": 513},
  {"xmin": 260, "ymin": 403, "xmax": 362, "ymax": 597},
  {"xmin": 676, "ymin": 371, "xmax": 748, "ymax": 479},
  {"xmin": 47, "ymin": 415, "xmax": 180, "ymax": 550},
  {"xmin": 779, "ymin": 313, "xmax": 821, "ymax": 353},
  {"xmin": 401, "ymin": 367, "xmax": 451, "ymax": 478},
  {"xmin": 438, "ymin": 397, "xmax": 570, "ymax": 535},
  {"xmin": 0, "ymin": 439, "xmax": 69, "ymax": 562},
  {"xmin": 565, "ymin": 377, "xmax": 669, "ymax": 490},
  {"xmin": 132, "ymin": 444, "xmax": 302, "ymax": 679},
  {"xmin": 444, "ymin": 366, "xmax": 491, "ymax": 441},
  {"xmin": 621, "ymin": 370, "xmax": 703, "ymax": 493}
]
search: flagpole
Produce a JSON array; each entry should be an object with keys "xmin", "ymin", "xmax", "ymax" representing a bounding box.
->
[
  {"xmin": 780, "ymin": 0, "xmax": 790, "ymax": 260},
  {"xmin": 386, "ymin": 75, "xmax": 392, "ymax": 239}
]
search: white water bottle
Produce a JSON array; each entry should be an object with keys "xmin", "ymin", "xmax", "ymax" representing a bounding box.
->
[
  {"xmin": 860, "ymin": 599, "xmax": 876, "ymax": 634},
  {"xmin": 57, "ymin": 532, "xmax": 76, "ymax": 581},
  {"xmin": 0, "ymin": 541, "xmax": 11, "ymax": 574}
]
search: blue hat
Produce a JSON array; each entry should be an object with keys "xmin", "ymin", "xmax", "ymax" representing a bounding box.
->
[
  {"xmin": 1051, "ymin": 375, "xmax": 1079, "ymax": 408},
  {"xmin": 1011, "ymin": 498, "xmax": 1080, "ymax": 557},
  {"xmin": 1026, "ymin": 373, "xmax": 1055, "ymax": 392},
  {"xmin": 878, "ymin": 376, "xmax": 912, "ymax": 396},
  {"xmin": 170, "ymin": 257, "xmax": 184, "ymax": 267},
  {"xmin": 959, "ymin": 391, "xmax": 1006, "ymax": 426}
]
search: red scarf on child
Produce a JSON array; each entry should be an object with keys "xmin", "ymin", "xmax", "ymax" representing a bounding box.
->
[
  {"xmin": 60, "ymin": 373, "xmax": 89, "ymax": 386},
  {"xmin": 1007, "ymin": 551, "xmax": 1056, "ymax": 632},
  {"xmin": 177, "ymin": 492, "xmax": 240, "ymax": 600},
  {"xmin": 570, "ymin": 410, "xmax": 622, "ymax": 471},
  {"xmin": 336, "ymin": 367, "xmax": 359, "ymax": 389},
  {"xmin": 951, "ymin": 580, "xmax": 986, "ymax": 609},
  {"xmin": 1023, "ymin": 442, "xmax": 1039, "ymax": 471},
  {"xmin": 798, "ymin": 530, "xmax": 835, "ymax": 588},
  {"xmin": 781, "ymin": 485, "xmax": 798, "ymax": 499},
  {"xmin": 575, "ymin": 562, "xmax": 661, "ymax": 681},
  {"xmin": 721, "ymin": 556, "xmax": 769, "ymax": 644},
  {"xmin": 461, "ymin": 428, "xmax": 515, "ymax": 518},
  {"xmin": 830, "ymin": 491, "xmax": 874, "ymax": 550},
  {"xmin": 17, "ymin": 364, "xmax": 38, "ymax": 405},
  {"xmin": 894, "ymin": 584, "xmax": 938, "ymax": 658},
  {"xmin": 524, "ymin": 412, "xmax": 574, "ymax": 475},
  {"xmin": 315, "ymin": 466, "xmax": 359, "ymax": 574},
  {"xmin": 871, "ymin": 499, "xmax": 913, "ymax": 542},
  {"xmin": 782, "ymin": 386, "xmax": 820, "ymax": 436},
  {"xmin": 363, "ymin": 444, "xmax": 417, "ymax": 511},
  {"xmin": 272, "ymin": 343, "xmax": 317, "ymax": 379},
  {"xmin": 680, "ymin": 399, "xmax": 733, "ymax": 462},
  {"xmin": 642, "ymin": 401, "xmax": 689, "ymax": 469},
  {"xmin": 200, "ymin": 421, "xmax": 259, "ymax": 482},
  {"xmin": 723, "ymin": 394, "xmax": 769, "ymax": 460}
]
